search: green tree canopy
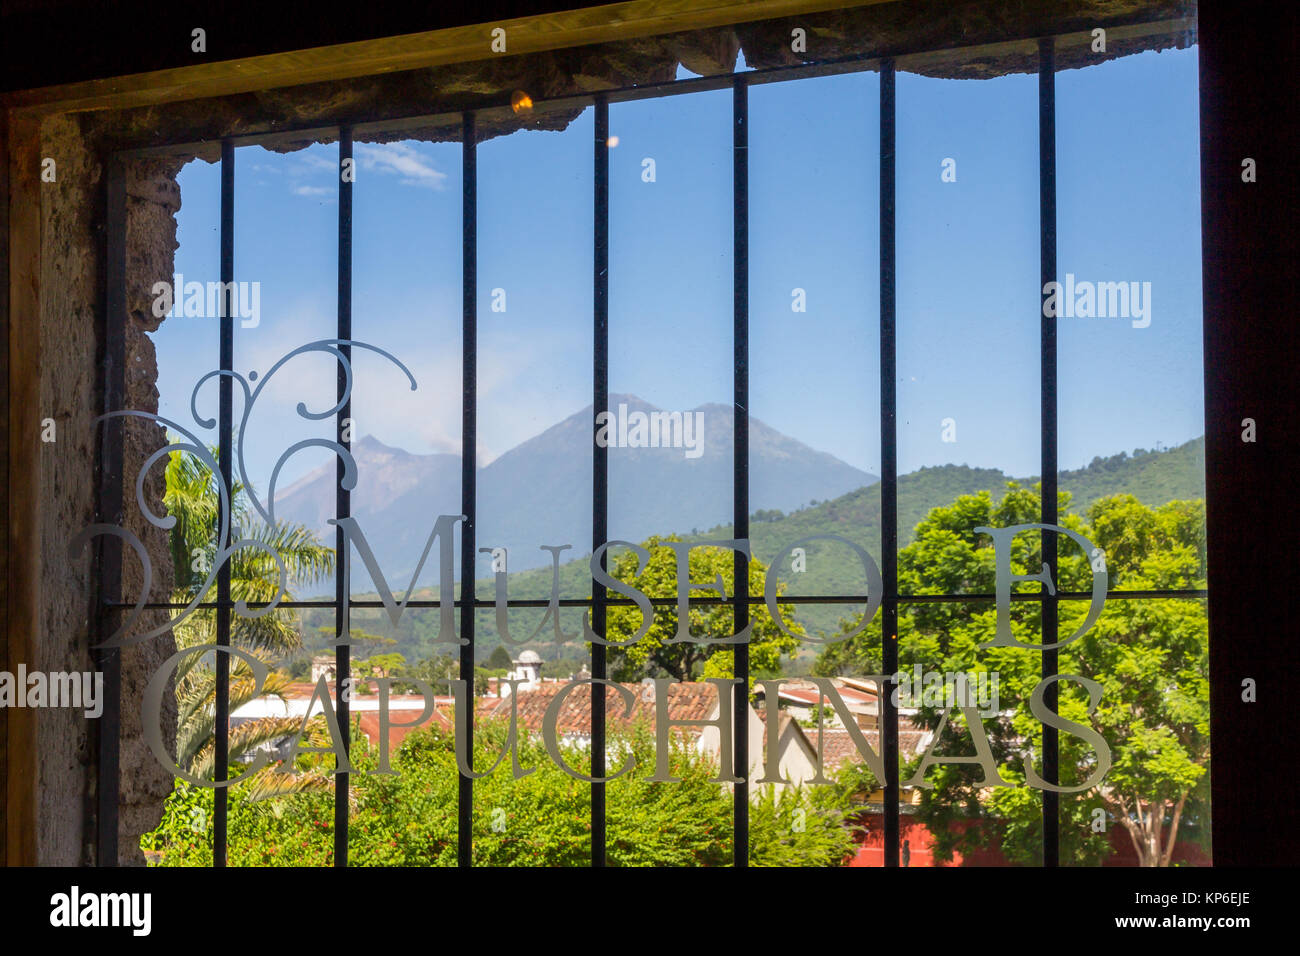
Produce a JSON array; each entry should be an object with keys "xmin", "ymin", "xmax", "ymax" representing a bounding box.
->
[
  {"xmin": 600, "ymin": 535, "xmax": 803, "ymax": 683},
  {"xmin": 816, "ymin": 484, "xmax": 1208, "ymax": 866},
  {"xmin": 144, "ymin": 718, "xmax": 862, "ymax": 867}
]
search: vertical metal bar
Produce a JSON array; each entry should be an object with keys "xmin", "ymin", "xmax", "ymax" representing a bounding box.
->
[
  {"xmin": 334, "ymin": 126, "xmax": 353, "ymax": 867},
  {"xmin": 591, "ymin": 94, "xmax": 610, "ymax": 868},
  {"xmin": 878, "ymin": 58, "xmax": 901, "ymax": 869},
  {"xmin": 95, "ymin": 155, "xmax": 127, "ymax": 866},
  {"xmin": 214, "ymin": 138, "xmax": 234, "ymax": 868},
  {"xmin": 1038, "ymin": 38, "xmax": 1060, "ymax": 868},
  {"xmin": 732, "ymin": 74, "xmax": 750, "ymax": 868},
  {"xmin": 459, "ymin": 112, "xmax": 477, "ymax": 868}
]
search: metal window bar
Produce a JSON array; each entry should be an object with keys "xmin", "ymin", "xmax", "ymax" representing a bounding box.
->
[
  {"xmin": 1038, "ymin": 38, "xmax": 1060, "ymax": 867},
  {"xmin": 591, "ymin": 92, "xmax": 610, "ymax": 867},
  {"xmin": 459, "ymin": 111, "xmax": 478, "ymax": 867},
  {"xmin": 335, "ymin": 126, "xmax": 354, "ymax": 867},
  {"xmin": 732, "ymin": 73, "xmax": 750, "ymax": 868},
  {"xmin": 93, "ymin": 22, "xmax": 1207, "ymax": 869},
  {"xmin": 879, "ymin": 56, "xmax": 901, "ymax": 869},
  {"xmin": 95, "ymin": 156, "xmax": 127, "ymax": 867},
  {"xmin": 214, "ymin": 138, "xmax": 235, "ymax": 868}
]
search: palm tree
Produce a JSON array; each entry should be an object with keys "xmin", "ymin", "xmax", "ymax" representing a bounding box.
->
[
  {"xmin": 166, "ymin": 450, "xmax": 335, "ymax": 652},
  {"xmin": 164, "ymin": 446, "xmax": 337, "ymax": 798}
]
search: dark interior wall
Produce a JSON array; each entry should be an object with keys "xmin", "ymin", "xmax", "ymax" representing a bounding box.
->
[
  {"xmin": 1198, "ymin": 0, "xmax": 1300, "ymax": 867},
  {"xmin": 1, "ymin": 106, "xmax": 9, "ymax": 868}
]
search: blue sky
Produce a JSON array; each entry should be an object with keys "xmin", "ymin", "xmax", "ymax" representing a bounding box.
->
[{"xmin": 152, "ymin": 46, "xmax": 1203, "ymax": 495}]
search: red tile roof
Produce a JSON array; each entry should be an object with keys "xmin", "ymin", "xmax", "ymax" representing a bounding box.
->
[
  {"xmin": 339, "ymin": 676, "xmax": 929, "ymax": 771},
  {"xmin": 356, "ymin": 707, "xmax": 453, "ymax": 751},
  {"xmin": 757, "ymin": 678, "xmax": 880, "ymax": 708},
  {"xmin": 477, "ymin": 681, "xmax": 719, "ymax": 736},
  {"xmin": 809, "ymin": 727, "xmax": 929, "ymax": 771}
]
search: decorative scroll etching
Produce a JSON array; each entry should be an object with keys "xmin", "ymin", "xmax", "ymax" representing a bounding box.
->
[{"xmin": 70, "ymin": 338, "xmax": 416, "ymax": 649}]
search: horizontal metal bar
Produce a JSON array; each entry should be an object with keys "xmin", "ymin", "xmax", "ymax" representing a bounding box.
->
[{"xmin": 112, "ymin": 588, "xmax": 1208, "ymax": 611}]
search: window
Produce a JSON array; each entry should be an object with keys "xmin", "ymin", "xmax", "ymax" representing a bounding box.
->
[{"xmin": 91, "ymin": 7, "xmax": 1207, "ymax": 868}]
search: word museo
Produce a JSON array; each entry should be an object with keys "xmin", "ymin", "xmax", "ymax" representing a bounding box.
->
[{"xmin": 139, "ymin": 516, "xmax": 1111, "ymax": 795}]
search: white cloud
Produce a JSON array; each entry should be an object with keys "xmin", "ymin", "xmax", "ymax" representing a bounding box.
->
[
  {"xmin": 292, "ymin": 153, "xmax": 339, "ymax": 173},
  {"xmin": 356, "ymin": 143, "xmax": 447, "ymax": 190},
  {"xmin": 280, "ymin": 150, "xmax": 339, "ymax": 198}
]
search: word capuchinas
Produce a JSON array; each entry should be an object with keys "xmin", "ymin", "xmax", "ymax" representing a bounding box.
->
[{"xmin": 143, "ymin": 518, "xmax": 1113, "ymax": 793}]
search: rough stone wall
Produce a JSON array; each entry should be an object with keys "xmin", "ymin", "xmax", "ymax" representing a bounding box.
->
[
  {"xmin": 117, "ymin": 157, "xmax": 182, "ymax": 864},
  {"xmin": 37, "ymin": 114, "xmax": 177, "ymax": 865},
  {"xmin": 736, "ymin": 0, "xmax": 1196, "ymax": 75},
  {"xmin": 90, "ymin": 0, "xmax": 1194, "ymax": 157},
  {"xmin": 38, "ymin": 112, "xmax": 100, "ymax": 866}
]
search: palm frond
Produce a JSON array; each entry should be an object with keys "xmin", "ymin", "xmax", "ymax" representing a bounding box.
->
[
  {"xmin": 163, "ymin": 439, "xmax": 338, "ymax": 802},
  {"xmin": 242, "ymin": 765, "xmax": 337, "ymax": 802}
]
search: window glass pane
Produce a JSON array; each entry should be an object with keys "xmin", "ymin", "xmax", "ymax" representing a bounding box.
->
[
  {"xmin": 473, "ymin": 111, "xmax": 595, "ymax": 864},
  {"xmin": 232, "ymin": 142, "xmax": 340, "ymax": 517},
  {"xmin": 138, "ymin": 14, "xmax": 1208, "ymax": 873},
  {"xmin": 143, "ymin": 157, "xmax": 222, "ymax": 867},
  {"xmin": 153, "ymin": 158, "xmax": 221, "ymax": 495},
  {"xmin": 347, "ymin": 137, "xmax": 463, "ymax": 601},
  {"xmin": 1056, "ymin": 46, "xmax": 1208, "ymax": 865},
  {"xmin": 606, "ymin": 87, "xmax": 734, "ymax": 864},
  {"xmin": 892, "ymin": 69, "xmax": 1043, "ymax": 865},
  {"xmin": 230, "ymin": 142, "xmax": 342, "ymax": 866},
  {"xmin": 146, "ymin": 143, "xmax": 347, "ymax": 865},
  {"xmin": 749, "ymin": 70, "xmax": 884, "ymax": 867}
]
